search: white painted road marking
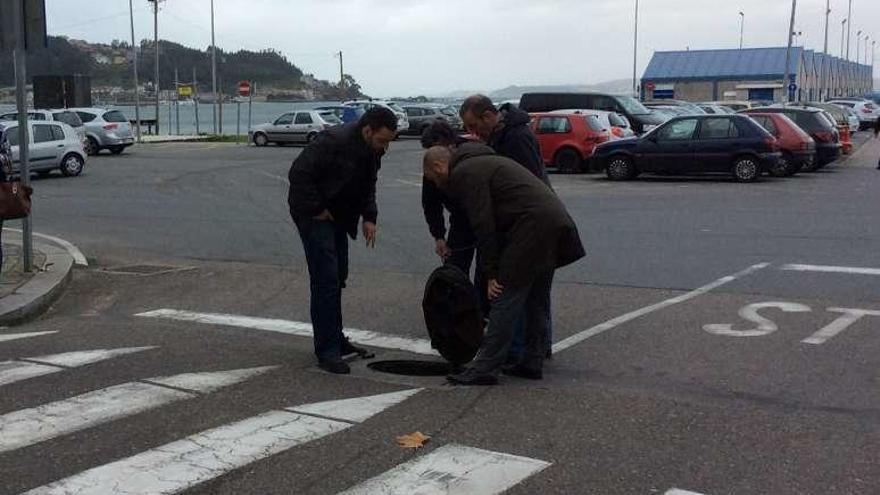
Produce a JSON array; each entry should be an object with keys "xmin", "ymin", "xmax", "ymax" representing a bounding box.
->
[
  {"xmin": 0, "ymin": 331, "xmax": 57, "ymax": 343},
  {"xmin": 703, "ymin": 302, "xmax": 812, "ymax": 337},
  {"xmin": 25, "ymin": 389, "xmax": 422, "ymax": 495},
  {"xmin": 137, "ymin": 309, "xmax": 439, "ymax": 356},
  {"xmin": 0, "ymin": 347, "xmax": 156, "ymax": 386},
  {"xmin": 337, "ymin": 443, "xmax": 551, "ymax": 495},
  {"xmin": 3, "ymin": 228, "xmax": 88, "ymax": 266},
  {"xmin": 288, "ymin": 388, "xmax": 422, "ymax": 423},
  {"xmin": 666, "ymin": 490, "xmax": 706, "ymax": 495},
  {"xmin": 0, "ymin": 366, "xmax": 276, "ymax": 453},
  {"xmin": 802, "ymin": 307, "xmax": 880, "ymax": 345},
  {"xmin": 553, "ymin": 263, "xmax": 771, "ymax": 353},
  {"xmin": 780, "ymin": 264, "xmax": 880, "ymax": 276}
]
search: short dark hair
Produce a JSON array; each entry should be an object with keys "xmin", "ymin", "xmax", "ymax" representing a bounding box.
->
[
  {"xmin": 420, "ymin": 120, "xmax": 458, "ymax": 149},
  {"xmin": 358, "ymin": 106, "xmax": 398, "ymax": 132},
  {"xmin": 459, "ymin": 94, "xmax": 497, "ymax": 118}
]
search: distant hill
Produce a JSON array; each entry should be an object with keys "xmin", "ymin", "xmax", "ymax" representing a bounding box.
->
[{"xmin": 436, "ymin": 79, "xmax": 634, "ymax": 100}]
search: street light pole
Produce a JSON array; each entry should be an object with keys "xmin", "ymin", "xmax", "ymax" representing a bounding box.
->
[
  {"xmin": 151, "ymin": 0, "xmax": 159, "ymax": 136},
  {"xmin": 846, "ymin": 0, "xmax": 852, "ymax": 60},
  {"xmin": 840, "ymin": 19, "xmax": 847, "ymax": 58},
  {"xmin": 12, "ymin": 0, "xmax": 32, "ymax": 272},
  {"xmin": 821, "ymin": 0, "xmax": 830, "ymax": 101},
  {"xmin": 739, "ymin": 11, "xmax": 745, "ymax": 49},
  {"xmin": 211, "ymin": 0, "xmax": 217, "ymax": 135},
  {"xmin": 857, "ymin": 30, "xmax": 862, "ymax": 64},
  {"xmin": 632, "ymin": 0, "xmax": 639, "ymax": 97},
  {"xmin": 129, "ymin": 0, "xmax": 141, "ymax": 142},
  {"xmin": 783, "ymin": 0, "xmax": 797, "ymax": 102}
]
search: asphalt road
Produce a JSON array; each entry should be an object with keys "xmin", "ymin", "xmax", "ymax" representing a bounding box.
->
[{"xmin": 1, "ymin": 133, "xmax": 879, "ymax": 494}]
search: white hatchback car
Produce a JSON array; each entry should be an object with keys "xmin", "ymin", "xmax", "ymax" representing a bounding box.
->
[
  {"xmin": 0, "ymin": 109, "xmax": 87, "ymax": 145},
  {"xmin": 249, "ymin": 110, "xmax": 343, "ymax": 146},
  {"xmin": 550, "ymin": 109, "xmax": 636, "ymax": 139},
  {"xmin": 828, "ymin": 100, "xmax": 879, "ymax": 130},
  {"xmin": 0, "ymin": 120, "xmax": 87, "ymax": 177}
]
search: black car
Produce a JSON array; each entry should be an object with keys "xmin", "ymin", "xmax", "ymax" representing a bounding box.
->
[
  {"xmin": 519, "ymin": 92, "xmax": 665, "ymax": 134},
  {"xmin": 594, "ymin": 115, "xmax": 781, "ymax": 183},
  {"xmin": 740, "ymin": 107, "xmax": 842, "ymax": 166}
]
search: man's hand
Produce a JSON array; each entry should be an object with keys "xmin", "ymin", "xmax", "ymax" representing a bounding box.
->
[
  {"xmin": 487, "ymin": 279, "xmax": 504, "ymax": 300},
  {"xmin": 434, "ymin": 239, "xmax": 451, "ymax": 260},
  {"xmin": 313, "ymin": 210, "xmax": 334, "ymax": 221},
  {"xmin": 363, "ymin": 221, "xmax": 377, "ymax": 248}
]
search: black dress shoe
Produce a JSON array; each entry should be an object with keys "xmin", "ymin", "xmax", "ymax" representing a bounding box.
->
[
  {"xmin": 318, "ymin": 360, "xmax": 351, "ymax": 375},
  {"xmin": 501, "ymin": 364, "xmax": 543, "ymax": 380},
  {"xmin": 446, "ymin": 370, "xmax": 498, "ymax": 386},
  {"xmin": 341, "ymin": 337, "xmax": 375, "ymax": 359}
]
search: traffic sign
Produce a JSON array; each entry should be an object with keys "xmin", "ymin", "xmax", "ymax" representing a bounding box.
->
[
  {"xmin": 788, "ymin": 83, "xmax": 798, "ymax": 92},
  {"xmin": 177, "ymin": 85, "xmax": 193, "ymax": 98},
  {"xmin": 238, "ymin": 80, "xmax": 251, "ymax": 98}
]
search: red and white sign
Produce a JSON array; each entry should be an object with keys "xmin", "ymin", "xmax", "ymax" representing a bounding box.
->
[
  {"xmin": 238, "ymin": 80, "xmax": 251, "ymax": 97},
  {"xmin": 646, "ymin": 82, "xmax": 656, "ymax": 91}
]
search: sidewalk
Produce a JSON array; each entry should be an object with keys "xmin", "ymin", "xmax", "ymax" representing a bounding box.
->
[{"xmin": 0, "ymin": 234, "xmax": 75, "ymax": 325}]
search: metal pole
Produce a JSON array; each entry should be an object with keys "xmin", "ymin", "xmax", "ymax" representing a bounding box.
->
[
  {"xmin": 846, "ymin": 0, "xmax": 852, "ymax": 60},
  {"xmin": 129, "ymin": 0, "xmax": 142, "ymax": 142},
  {"xmin": 821, "ymin": 0, "xmax": 829, "ymax": 100},
  {"xmin": 218, "ymin": 76, "xmax": 223, "ymax": 134},
  {"xmin": 338, "ymin": 50, "xmax": 345, "ymax": 99},
  {"xmin": 211, "ymin": 0, "xmax": 217, "ymax": 134},
  {"xmin": 633, "ymin": 0, "xmax": 639, "ymax": 97},
  {"xmin": 857, "ymin": 30, "xmax": 862, "ymax": 65},
  {"xmin": 739, "ymin": 11, "xmax": 744, "ymax": 49},
  {"xmin": 783, "ymin": 0, "xmax": 797, "ymax": 102},
  {"xmin": 236, "ymin": 101, "xmax": 241, "ymax": 144},
  {"xmin": 193, "ymin": 67, "xmax": 200, "ymax": 135},
  {"xmin": 841, "ymin": 19, "xmax": 847, "ymax": 58},
  {"xmin": 247, "ymin": 82, "xmax": 252, "ymax": 144},
  {"xmin": 153, "ymin": 0, "xmax": 159, "ymax": 136},
  {"xmin": 12, "ymin": 1, "xmax": 32, "ymax": 273},
  {"xmin": 174, "ymin": 67, "xmax": 180, "ymax": 135}
]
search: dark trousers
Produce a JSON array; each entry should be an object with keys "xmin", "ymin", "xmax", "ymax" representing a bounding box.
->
[
  {"xmin": 296, "ymin": 219, "xmax": 349, "ymax": 362},
  {"xmin": 467, "ymin": 270, "xmax": 554, "ymax": 375},
  {"xmin": 445, "ymin": 220, "xmax": 490, "ymax": 317}
]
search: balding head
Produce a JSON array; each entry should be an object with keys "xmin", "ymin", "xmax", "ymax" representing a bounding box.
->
[{"xmin": 423, "ymin": 146, "xmax": 453, "ymax": 187}]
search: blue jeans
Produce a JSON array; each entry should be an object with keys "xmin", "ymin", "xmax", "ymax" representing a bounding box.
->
[{"xmin": 296, "ymin": 218, "xmax": 349, "ymax": 362}]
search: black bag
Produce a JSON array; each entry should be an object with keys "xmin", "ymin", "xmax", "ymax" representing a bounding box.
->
[{"xmin": 422, "ymin": 265, "xmax": 484, "ymax": 365}]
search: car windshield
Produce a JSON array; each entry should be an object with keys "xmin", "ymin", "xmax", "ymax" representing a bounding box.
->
[
  {"xmin": 608, "ymin": 113, "xmax": 628, "ymax": 127},
  {"xmin": 53, "ymin": 111, "xmax": 83, "ymax": 127},
  {"xmin": 440, "ymin": 106, "xmax": 457, "ymax": 117},
  {"xmin": 386, "ymin": 102, "xmax": 405, "ymax": 113},
  {"xmin": 583, "ymin": 115, "xmax": 605, "ymax": 131},
  {"xmin": 103, "ymin": 110, "xmax": 128, "ymax": 123},
  {"xmin": 616, "ymin": 96, "xmax": 651, "ymax": 115},
  {"xmin": 319, "ymin": 112, "xmax": 342, "ymax": 124}
]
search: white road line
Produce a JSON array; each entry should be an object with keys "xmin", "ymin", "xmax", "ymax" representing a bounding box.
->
[
  {"xmin": 666, "ymin": 490, "xmax": 706, "ymax": 495},
  {"xmin": 137, "ymin": 309, "xmax": 439, "ymax": 356},
  {"xmin": 336, "ymin": 443, "xmax": 551, "ymax": 495},
  {"xmin": 25, "ymin": 389, "xmax": 421, "ymax": 495},
  {"xmin": 259, "ymin": 170, "xmax": 290, "ymax": 184},
  {"xmin": 393, "ymin": 178, "xmax": 422, "ymax": 187},
  {"xmin": 288, "ymin": 388, "xmax": 422, "ymax": 423},
  {"xmin": 780, "ymin": 263, "xmax": 880, "ymax": 276},
  {"xmin": 0, "ymin": 366, "xmax": 276, "ymax": 453},
  {"xmin": 552, "ymin": 263, "xmax": 771, "ymax": 353},
  {"xmin": 0, "ymin": 331, "xmax": 57, "ymax": 343},
  {"xmin": 0, "ymin": 347, "xmax": 156, "ymax": 387},
  {"xmin": 3, "ymin": 228, "xmax": 88, "ymax": 266}
]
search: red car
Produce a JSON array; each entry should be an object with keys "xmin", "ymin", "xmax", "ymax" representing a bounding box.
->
[
  {"xmin": 529, "ymin": 112, "xmax": 611, "ymax": 173},
  {"xmin": 745, "ymin": 113, "xmax": 816, "ymax": 175}
]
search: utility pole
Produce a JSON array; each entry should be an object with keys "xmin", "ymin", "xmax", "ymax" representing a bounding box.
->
[
  {"xmin": 193, "ymin": 66, "xmax": 200, "ymax": 135},
  {"xmin": 129, "ymin": 0, "xmax": 142, "ymax": 142},
  {"xmin": 337, "ymin": 50, "xmax": 345, "ymax": 99},
  {"xmin": 783, "ymin": 0, "xmax": 797, "ymax": 102},
  {"xmin": 821, "ymin": 0, "xmax": 829, "ymax": 101},
  {"xmin": 211, "ymin": 0, "xmax": 217, "ymax": 134},
  {"xmin": 840, "ymin": 18, "xmax": 847, "ymax": 58},
  {"xmin": 633, "ymin": 0, "xmax": 639, "ymax": 97},
  {"xmin": 12, "ymin": 0, "xmax": 32, "ymax": 272},
  {"xmin": 174, "ymin": 67, "xmax": 180, "ymax": 135},
  {"xmin": 150, "ymin": 0, "xmax": 159, "ymax": 135},
  {"xmin": 846, "ymin": 0, "xmax": 852, "ymax": 60},
  {"xmin": 857, "ymin": 30, "xmax": 862, "ymax": 65},
  {"xmin": 739, "ymin": 11, "xmax": 745, "ymax": 49}
]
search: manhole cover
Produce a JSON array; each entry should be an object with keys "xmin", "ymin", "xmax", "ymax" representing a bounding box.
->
[
  {"xmin": 102, "ymin": 264, "xmax": 195, "ymax": 276},
  {"xmin": 368, "ymin": 360, "xmax": 454, "ymax": 377}
]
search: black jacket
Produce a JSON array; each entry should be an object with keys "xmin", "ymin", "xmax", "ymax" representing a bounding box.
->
[
  {"xmin": 448, "ymin": 143, "xmax": 585, "ymax": 288},
  {"xmin": 489, "ymin": 104, "xmax": 549, "ymax": 185},
  {"xmin": 287, "ymin": 122, "xmax": 380, "ymax": 239}
]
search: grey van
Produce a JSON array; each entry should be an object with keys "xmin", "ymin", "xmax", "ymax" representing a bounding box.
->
[{"xmin": 519, "ymin": 92, "xmax": 665, "ymax": 134}]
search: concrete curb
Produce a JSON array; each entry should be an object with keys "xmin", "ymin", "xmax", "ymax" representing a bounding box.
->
[{"xmin": 0, "ymin": 241, "xmax": 74, "ymax": 326}]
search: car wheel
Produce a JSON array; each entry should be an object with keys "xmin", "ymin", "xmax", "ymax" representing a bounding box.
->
[
  {"xmin": 732, "ymin": 156, "xmax": 760, "ymax": 183},
  {"xmin": 84, "ymin": 137, "xmax": 99, "ymax": 156},
  {"xmin": 769, "ymin": 152, "xmax": 793, "ymax": 177},
  {"xmin": 109, "ymin": 145, "xmax": 125, "ymax": 155},
  {"xmin": 605, "ymin": 155, "xmax": 636, "ymax": 181},
  {"xmin": 60, "ymin": 153, "xmax": 84, "ymax": 177},
  {"xmin": 306, "ymin": 132, "xmax": 318, "ymax": 144},
  {"xmin": 554, "ymin": 148, "xmax": 583, "ymax": 174},
  {"xmin": 253, "ymin": 132, "xmax": 269, "ymax": 147},
  {"xmin": 802, "ymin": 156, "xmax": 822, "ymax": 172}
]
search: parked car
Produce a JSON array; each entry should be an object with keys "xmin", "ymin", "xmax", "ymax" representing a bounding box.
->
[
  {"xmin": 745, "ymin": 113, "xmax": 816, "ymax": 175},
  {"xmin": 643, "ymin": 100, "xmax": 707, "ymax": 114},
  {"xmin": 249, "ymin": 110, "xmax": 341, "ymax": 146},
  {"xmin": 529, "ymin": 112, "xmax": 611, "ymax": 173},
  {"xmin": 784, "ymin": 103, "xmax": 854, "ymax": 155},
  {"xmin": 313, "ymin": 105, "xmax": 364, "ymax": 124},
  {"xmin": 827, "ymin": 99, "xmax": 878, "ymax": 130},
  {"xmin": 741, "ymin": 107, "xmax": 841, "ymax": 167},
  {"xmin": 708, "ymin": 101, "xmax": 761, "ymax": 112},
  {"xmin": 594, "ymin": 115, "xmax": 781, "ymax": 183},
  {"xmin": 826, "ymin": 104, "xmax": 861, "ymax": 133},
  {"xmin": 400, "ymin": 104, "xmax": 463, "ymax": 135},
  {"xmin": 343, "ymin": 100, "xmax": 410, "ymax": 134},
  {"xmin": 644, "ymin": 105, "xmax": 691, "ymax": 116},
  {"xmin": 0, "ymin": 120, "xmax": 87, "ymax": 176},
  {"xmin": 698, "ymin": 104, "xmax": 736, "ymax": 115},
  {"xmin": 519, "ymin": 92, "xmax": 665, "ymax": 134},
  {"xmin": 549, "ymin": 109, "xmax": 635, "ymax": 139},
  {"xmin": 0, "ymin": 109, "xmax": 87, "ymax": 145},
  {"xmin": 69, "ymin": 108, "xmax": 134, "ymax": 155}
]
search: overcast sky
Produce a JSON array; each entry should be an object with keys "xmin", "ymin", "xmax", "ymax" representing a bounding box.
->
[{"xmin": 45, "ymin": 0, "xmax": 880, "ymax": 97}]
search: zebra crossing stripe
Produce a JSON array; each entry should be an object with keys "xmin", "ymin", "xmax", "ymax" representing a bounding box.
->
[
  {"xmin": 136, "ymin": 309, "xmax": 438, "ymax": 356},
  {"xmin": 23, "ymin": 388, "xmax": 422, "ymax": 495},
  {"xmin": 0, "ymin": 331, "xmax": 57, "ymax": 343},
  {"xmin": 0, "ymin": 366, "xmax": 277, "ymax": 453},
  {"xmin": 0, "ymin": 361, "xmax": 59, "ymax": 387},
  {"xmin": 0, "ymin": 348, "xmax": 156, "ymax": 387},
  {"xmin": 336, "ymin": 443, "xmax": 551, "ymax": 495}
]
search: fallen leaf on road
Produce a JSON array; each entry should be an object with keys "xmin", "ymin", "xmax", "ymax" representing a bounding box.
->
[{"xmin": 396, "ymin": 431, "xmax": 430, "ymax": 449}]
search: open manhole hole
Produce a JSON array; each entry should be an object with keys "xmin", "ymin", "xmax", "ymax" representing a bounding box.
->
[
  {"xmin": 368, "ymin": 360, "xmax": 454, "ymax": 377},
  {"xmin": 102, "ymin": 264, "xmax": 196, "ymax": 276}
]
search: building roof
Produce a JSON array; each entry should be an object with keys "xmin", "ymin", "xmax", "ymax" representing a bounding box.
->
[{"xmin": 642, "ymin": 47, "xmax": 805, "ymax": 81}]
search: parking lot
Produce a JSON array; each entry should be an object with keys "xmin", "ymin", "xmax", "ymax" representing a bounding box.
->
[{"xmin": 1, "ymin": 132, "xmax": 879, "ymax": 493}]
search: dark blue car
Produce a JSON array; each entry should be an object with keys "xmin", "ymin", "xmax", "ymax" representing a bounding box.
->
[
  {"xmin": 314, "ymin": 105, "xmax": 365, "ymax": 124},
  {"xmin": 594, "ymin": 114, "xmax": 781, "ymax": 183}
]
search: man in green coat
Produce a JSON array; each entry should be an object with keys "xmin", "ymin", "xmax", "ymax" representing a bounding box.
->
[{"xmin": 423, "ymin": 143, "xmax": 585, "ymax": 385}]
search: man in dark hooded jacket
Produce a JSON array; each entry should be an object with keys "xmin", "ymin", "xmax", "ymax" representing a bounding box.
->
[{"xmin": 423, "ymin": 143, "xmax": 585, "ymax": 385}]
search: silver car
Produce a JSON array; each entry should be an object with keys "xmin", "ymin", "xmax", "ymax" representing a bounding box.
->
[
  {"xmin": 0, "ymin": 109, "xmax": 87, "ymax": 145},
  {"xmin": 0, "ymin": 120, "xmax": 87, "ymax": 177},
  {"xmin": 69, "ymin": 107, "xmax": 135, "ymax": 156},
  {"xmin": 249, "ymin": 110, "xmax": 342, "ymax": 146}
]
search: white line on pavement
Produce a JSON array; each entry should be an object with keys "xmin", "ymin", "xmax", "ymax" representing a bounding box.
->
[
  {"xmin": 552, "ymin": 263, "xmax": 771, "ymax": 353},
  {"xmin": 780, "ymin": 264, "xmax": 880, "ymax": 276},
  {"xmin": 136, "ymin": 309, "xmax": 439, "ymax": 356},
  {"xmin": 665, "ymin": 490, "xmax": 706, "ymax": 495},
  {"xmin": 24, "ymin": 389, "xmax": 422, "ymax": 495},
  {"xmin": 0, "ymin": 331, "xmax": 57, "ymax": 343},
  {"xmin": 0, "ymin": 366, "xmax": 277, "ymax": 453},
  {"xmin": 288, "ymin": 388, "xmax": 422, "ymax": 423},
  {"xmin": 3, "ymin": 228, "xmax": 88, "ymax": 266},
  {"xmin": 336, "ymin": 443, "xmax": 551, "ymax": 495},
  {"xmin": 0, "ymin": 347, "xmax": 156, "ymax": 387}
]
